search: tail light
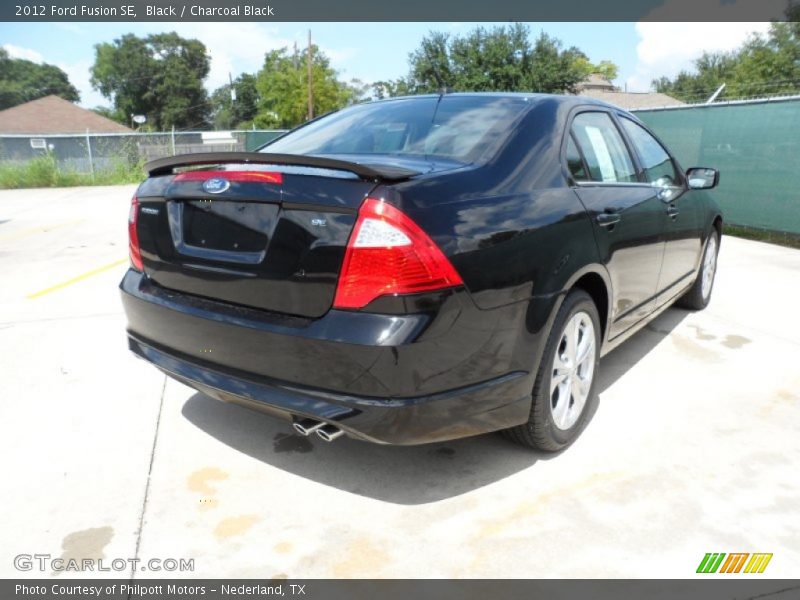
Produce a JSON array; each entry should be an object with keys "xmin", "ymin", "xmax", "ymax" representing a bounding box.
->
[
  {"xmin": 128, "ymin": 195, "xmax": 144, "ymax": 271},
  {"xmin": 333, "ymin": 198, "xmax": 463, "ymax": 309}
]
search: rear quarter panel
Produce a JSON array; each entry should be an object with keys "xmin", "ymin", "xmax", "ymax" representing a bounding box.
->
[{"xmin": 385, "ymin": 97, "xmax": 603, "ymax": 310}]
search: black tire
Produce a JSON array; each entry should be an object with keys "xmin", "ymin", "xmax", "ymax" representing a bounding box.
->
[
  {"xmin": 504, "ymin": 289, "xmax": 601, "ymax": 451},
  {"xmin": 676, "ymin": 229, "xmax": 719, "ymax": 311}
]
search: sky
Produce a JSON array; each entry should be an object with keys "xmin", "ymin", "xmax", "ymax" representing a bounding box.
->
[{"xmin": 0, "ymin": 21, "xmax": 772, "ymax": 109}]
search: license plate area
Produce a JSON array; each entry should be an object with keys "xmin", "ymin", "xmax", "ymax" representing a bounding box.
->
[
  {"xmin": 183, "ymin": 201, "xmax": 270, "ymax": 252},
  {"xmin": 167, "ymin": 200, "xmax": 279, "ymax": 265}
]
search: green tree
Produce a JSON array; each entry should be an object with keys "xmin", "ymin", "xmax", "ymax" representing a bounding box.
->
[
  {"xmin": 574, "ymin": 58, "xmax": 619, "ymax": 81},
  {"xmin": 210, "ymin": 73, "xmax": 259, "ymax": 129},
  {"xmin": 653, "ymin": 11, "xmax": 800, "ymax": 103},
  {"xmin": 0, "ymin": 48, "xmax": 80, "ymax": 109},
  {"xmin": 653, "ymin": 51, "xmax": 738, "ymax": 102},
  {"xmin": 527, "ymin": 31, "xmax": 593, "ymax": 94},
  {"xmin": 91, "ymin": 105, "xmax": 128, "ymax": 125},
  {"xmin": 371, "ymin": 78, "xmax": 413, "ymax": 99},
  {"xmin": 378, "ymin": 24, "xmax": 615, "ymax": 96},
  {"xmin": 254, "ymin": 45, "xmax": 358, "ymax": 128},
  {"xmin": 90, "ymin": 32, "xmax": 210, "ymax": 130}
]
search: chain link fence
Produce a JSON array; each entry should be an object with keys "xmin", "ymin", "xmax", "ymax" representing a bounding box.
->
[
  {"xmin": 634, "ymin": 95, "xmax": 800, "ymax": 235},
  {"xmin": 3, "ymin": 98, "xmax": 800, "ymax": 236},
  {"xmin": 0, "ymin": 129, "xmax": 287, "ymax": 179}
]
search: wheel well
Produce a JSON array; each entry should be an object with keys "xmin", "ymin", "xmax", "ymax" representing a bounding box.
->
[
  {"xmin": 713, "ymin": 215, "xmax": 723, "ymax": 238},
  {"xmin": 573, "ymin": 273, "xmax": 609, "ymax": 339}
]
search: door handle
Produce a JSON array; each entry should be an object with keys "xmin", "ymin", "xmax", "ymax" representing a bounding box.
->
[
  {"xmin": 596, "ymin": 212, "xmax": 621, "ymax": 227},
  {"xmin": 666, "ymin": 205, "xmax": 679, "ymax": 219}
]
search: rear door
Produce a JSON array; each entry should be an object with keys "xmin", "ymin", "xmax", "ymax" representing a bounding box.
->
[
  {"xmin": 135, "ymin": 166, "xmax": 376, "ymax": 318},
  {"xmin": 617, "ymin": 116, "xmax": 703, "ymax": 301},
  {"xmin": 567, "ymin": 110, "xmax": 667, "ymax": 339}
]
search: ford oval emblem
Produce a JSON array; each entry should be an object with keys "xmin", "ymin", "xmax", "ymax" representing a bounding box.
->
[{"xmin": 202, "ymin": 177, "xmax": 230, "ymax": 194}]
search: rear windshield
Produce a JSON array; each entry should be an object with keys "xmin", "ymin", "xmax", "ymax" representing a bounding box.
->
[{"xmin": 261, "ymin": 96, "xmax": 531, "ymax": 164}]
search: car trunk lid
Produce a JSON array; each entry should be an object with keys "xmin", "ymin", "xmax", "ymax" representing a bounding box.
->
[{"xmin": 134, "ymin": 154, "xmax": 418, "ymax": 318}]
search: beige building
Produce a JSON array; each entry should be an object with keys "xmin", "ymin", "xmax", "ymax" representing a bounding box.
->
[{"xmin": 575, "ymin": 74, "xmax": 684, "ymax": 110}]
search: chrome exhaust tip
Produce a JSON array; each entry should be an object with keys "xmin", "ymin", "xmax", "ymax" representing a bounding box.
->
[
  {"xmin": 293, "ymin": 419, "xmax": 325, "ymax": 437},
  {"xmin": 317, "ymin": 424, "xmax": 345, "ymax": 442}
]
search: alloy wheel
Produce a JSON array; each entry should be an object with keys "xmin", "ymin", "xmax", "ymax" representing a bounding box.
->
[
  {"xmin": 550, "ymin": 311, "xmax": 596, "ymax": 431},
  {"xmin": 702, "ymin": 235, "xmax": 718, "ymax": 300}
]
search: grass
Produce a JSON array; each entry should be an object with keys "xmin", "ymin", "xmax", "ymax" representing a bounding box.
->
[
  {"xmin": 724, "ymin": 224, "xmax": 800, "ymax": 250},
  {"xmin": 0, "ymin": 155, "xmax": 144, "ymax": 189}
]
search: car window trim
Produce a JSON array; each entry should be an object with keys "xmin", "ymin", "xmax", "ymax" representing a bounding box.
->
[
  {"xmin": 561, "ymin": 107, "xmax": 645, "ymax": 187},
  {"xmin": 574, "ymin": 180, "xmax": 660, "ymax": 189},
  {"xmin": 567, "ymin": 131, "xmax": 592, "ymax": 183},
  {"xmin": 615, "ymin": 113, "xmax": 688, "ymax": 190}
]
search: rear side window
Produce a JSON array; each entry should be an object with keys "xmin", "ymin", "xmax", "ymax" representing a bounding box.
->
[
  {"xmin": 620, "ymin": 117, "xmax": 680, "ymax": 185},
  {"xmin": 566, "ymin": 135, "xmax": 589, "ymax": 182},
  {"xmin": 571, "ymin": 112, "xmax": 638, "ymax": 183}
]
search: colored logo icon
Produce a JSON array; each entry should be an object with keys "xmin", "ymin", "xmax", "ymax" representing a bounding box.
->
[
  {"xmin": 697, "ymin": 553, "xmax": 773, "ymax": 574},
  {"xmin": 202, "ymin": 177, "xmax": 231, "ymax": 194}
]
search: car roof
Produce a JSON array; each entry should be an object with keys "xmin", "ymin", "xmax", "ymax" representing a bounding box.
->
[{"xmin": 369, "ymin": 91, "xmax": 628, "ymax": 113}]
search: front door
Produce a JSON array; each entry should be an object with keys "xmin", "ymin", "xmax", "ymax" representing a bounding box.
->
[
  {"xmin": 617, "ymin": 116, "xmax": 703, "ymax": 300},
  {"xmin": 567, "ymin": 111, "xmax": 667, "ymax": 339}
]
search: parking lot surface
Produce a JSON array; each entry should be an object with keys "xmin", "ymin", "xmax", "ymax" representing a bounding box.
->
[{"xmin": 1, "ymin": 185, "xmax": 798, "ymax": 578}]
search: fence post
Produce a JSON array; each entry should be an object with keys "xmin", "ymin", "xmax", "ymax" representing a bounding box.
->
[
  {"xmin": 85, "ymin": 128, "xmax": 94, "ymax": 179},
  {"xmin": 171, "ymin": 126, "xmax": 176, "ymax": 155}
]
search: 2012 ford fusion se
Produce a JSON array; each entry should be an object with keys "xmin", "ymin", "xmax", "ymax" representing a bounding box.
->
[{"xmin": 121, "ymin": 93, "xmax": 722, "ymax": 450}]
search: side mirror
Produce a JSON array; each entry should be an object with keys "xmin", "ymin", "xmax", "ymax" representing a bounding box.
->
[{"xmin": 686, "ymin": 167, "xmax": 720, "ymax": 190}]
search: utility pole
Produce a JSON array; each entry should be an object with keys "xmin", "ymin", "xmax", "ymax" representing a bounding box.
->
[{"xmin": 307, "ymin": 29, "xmax": 314, "ymax": 121}]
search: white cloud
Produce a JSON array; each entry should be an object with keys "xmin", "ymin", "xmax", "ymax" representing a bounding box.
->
[
  {"xmin": 168, "ymin": 23, "xmax": 292, "ymax": 91},
  {"xmin": 324, "ymin": 47, "xmax": 358, "ymax": 68},
  {"xmin": 626, "ymin": 22, "xmax": 771, "ymax": 94},
  {"xmin": 625, "ymin": 0, "xmax": 785, "ymax": 95},
  {"xmin": 58, "ymin": 60, "xmax": 106, "ymax": 108},
  {"xmin": 3, "ymin": 43, "xmax": 44, "ymax": 63},
  {"xmin": 162, "ymin": 24, "xmax": 359, "ymax": 88}
]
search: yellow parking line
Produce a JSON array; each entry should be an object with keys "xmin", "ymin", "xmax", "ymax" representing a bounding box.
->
[
  {"xmin": 27, "ymin": 258, "xmax": 128, "ymax": 299},
  {"xmin": 0, "ymin": 219, "xmax": 85, "ymax": 242}
]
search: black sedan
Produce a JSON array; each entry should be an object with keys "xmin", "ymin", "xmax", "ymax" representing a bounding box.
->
[{"xmin": 121, "ymin": 93, "xmax": 721, "ymax": 450}]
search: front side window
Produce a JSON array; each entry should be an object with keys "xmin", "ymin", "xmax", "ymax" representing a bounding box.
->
[
  {"xmin": 620, "ymin": 117, "xmax": 680, "ymax": 185},
  {"xmin": 570, "ymin": 112, "xmax": 638, "ymax": 183}
]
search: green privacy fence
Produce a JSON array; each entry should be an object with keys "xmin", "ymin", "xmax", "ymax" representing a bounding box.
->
[
  {"xmin": 244, "ymin": 130, "xmax": 286, "ymax": 151},
  {"xmin": 634, "ymin": 96, "xmax": 800, "ymax": 234}
]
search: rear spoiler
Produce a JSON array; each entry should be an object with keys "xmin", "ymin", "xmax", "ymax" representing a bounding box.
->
[{"xmin": 144, "ymin": 152, "xmax": 420, "ymax": 181}]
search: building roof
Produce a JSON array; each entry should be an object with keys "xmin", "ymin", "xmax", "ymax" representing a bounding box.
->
[
  {"xmin": 576, "ymin": 73, "xmax": 616, "ymax": 92},
  {"xmin": 577, "ymin": 89, "xmax": 685, "ymax": 110},
  {"xmin": 0, "ymin": 95, "xmax": 133, "ymax": 134}
]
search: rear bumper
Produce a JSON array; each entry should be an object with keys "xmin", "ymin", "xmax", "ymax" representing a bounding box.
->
[
  {"xmin": 121, "ymin": 269, "xmax": 548, "ymax": 444},
  {"xmin": 128, "ymin": 335, "xmax": 530, "ymax": 444}
]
